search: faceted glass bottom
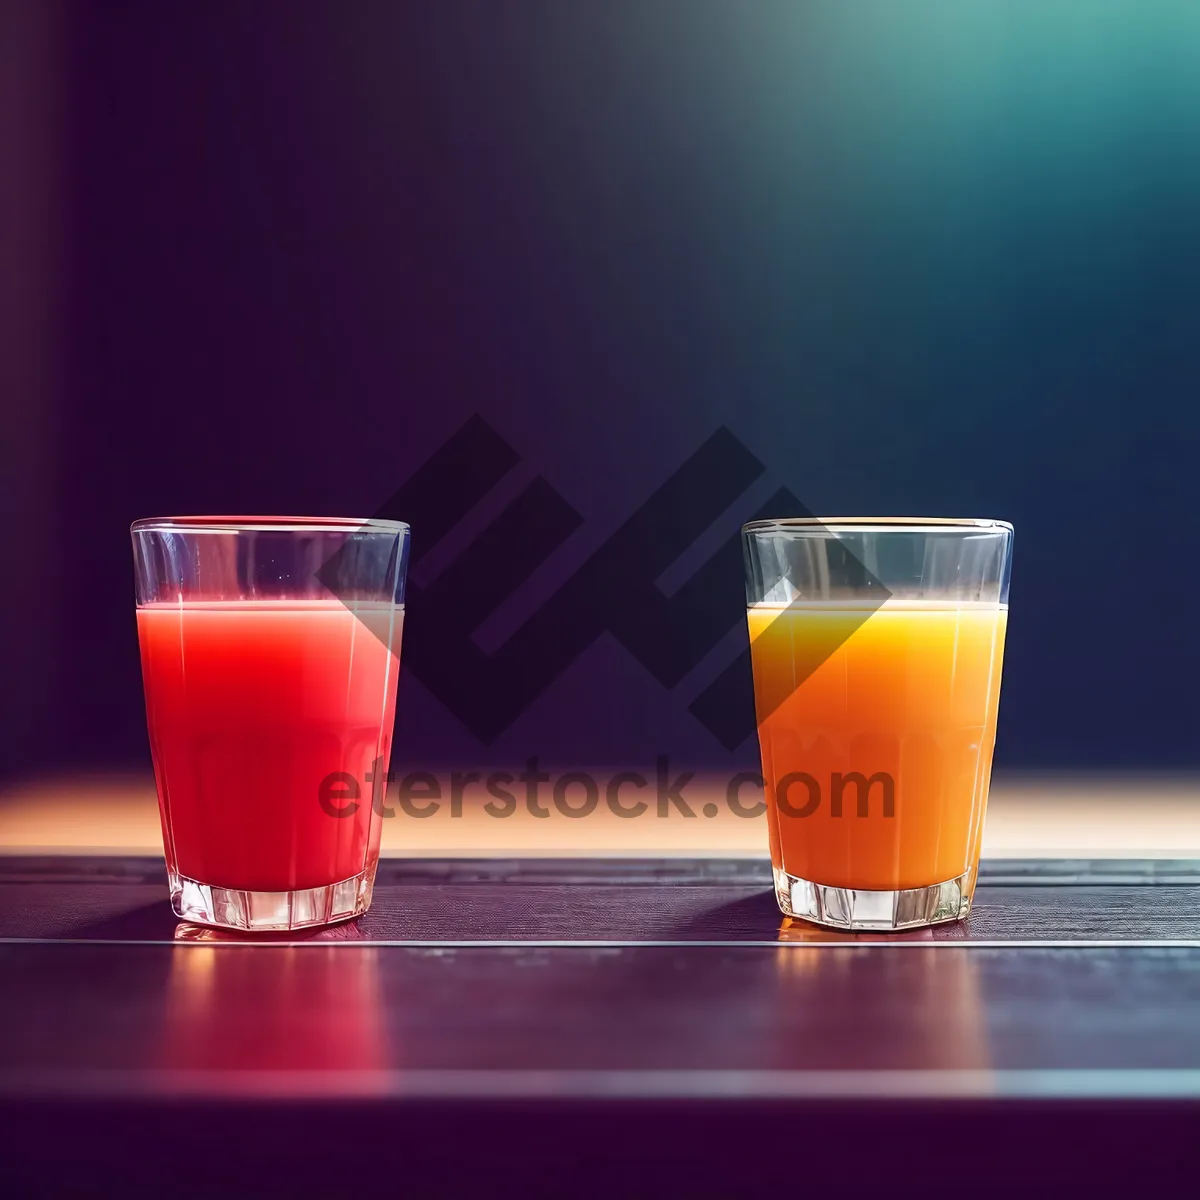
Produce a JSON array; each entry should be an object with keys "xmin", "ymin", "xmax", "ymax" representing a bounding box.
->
[
  {"xmin": 773, "ymin": 865, "xmax": 972, "ymax": 932},
  {"xmin": 168, "ymin": 864, "xmax": 376, "ymax": 932}
]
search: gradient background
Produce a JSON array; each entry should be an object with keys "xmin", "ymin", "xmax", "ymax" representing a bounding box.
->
[{"xmin": 3, "ymin": 1, "xmax": 1199, "ymax": 788}]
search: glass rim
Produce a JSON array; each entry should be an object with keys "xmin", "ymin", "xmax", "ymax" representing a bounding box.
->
[
  {"xmin": 130, "ymin": 515, "xmax": 409, "ymax": 535},
  {"xmin": 742, "ymin": 516, "xmax": 1013, "ymax": 535}
]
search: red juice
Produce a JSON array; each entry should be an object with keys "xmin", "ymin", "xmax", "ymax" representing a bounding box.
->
[{"xmin": 136, "ymin": 600, "xmax": 402, "ymax": 892}]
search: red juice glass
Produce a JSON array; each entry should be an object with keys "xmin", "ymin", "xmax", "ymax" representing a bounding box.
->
[{"xmin": 132, "ymin": 516, "xmax": 409, "ymax": 931}]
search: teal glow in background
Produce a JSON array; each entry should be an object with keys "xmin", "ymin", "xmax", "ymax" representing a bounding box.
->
[{"xmin": 46, "ymin": 2, "xmax": 1200, "ymax": 771}]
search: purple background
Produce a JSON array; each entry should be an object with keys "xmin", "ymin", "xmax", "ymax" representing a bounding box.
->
[{"xmin": 3, "ymin": 1, "xmax": 1199, "ymax": 779}]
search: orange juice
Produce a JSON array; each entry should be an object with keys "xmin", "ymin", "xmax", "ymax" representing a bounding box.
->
[{"xmin": 748, "ymin": 600, "xmax": 1007, "ymax": 892}]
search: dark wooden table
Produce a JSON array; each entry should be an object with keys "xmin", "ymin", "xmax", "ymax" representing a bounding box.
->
[{"xmin": 2, "ymin": 856, "xmax": 1198, "ymax": 1196}]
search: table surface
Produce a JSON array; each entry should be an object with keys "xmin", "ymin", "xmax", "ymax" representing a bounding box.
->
[
  {"xmin": 3, "ymin": 855, "xmax": 1199, "ymax": 1193},
  {"xmin": 4, "ymin": 855, "xmax": 1200, "ymax": 1089}
]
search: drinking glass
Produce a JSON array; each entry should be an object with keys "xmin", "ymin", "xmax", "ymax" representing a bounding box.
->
[
  {"xmin": 132, "ymin": 516, "xmax": 408, "ymax": 931},
  {"xmin": 744, "ymin": 518, "xmax": 1012, "ymax": 931}
]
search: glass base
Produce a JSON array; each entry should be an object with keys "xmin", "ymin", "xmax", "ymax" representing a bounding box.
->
[
  {"xmin": 168, "ymin": 865, "xmax": 375, "ymax": 932},
  {"xmin": 773, "ymin": 866, "xmax": 972, "ymax": 932}
]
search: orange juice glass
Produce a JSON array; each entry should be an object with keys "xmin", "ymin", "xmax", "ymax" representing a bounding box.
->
[{"xmin": 744, "ymin": 518, "xmax": 1013, "ymax": 931}]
